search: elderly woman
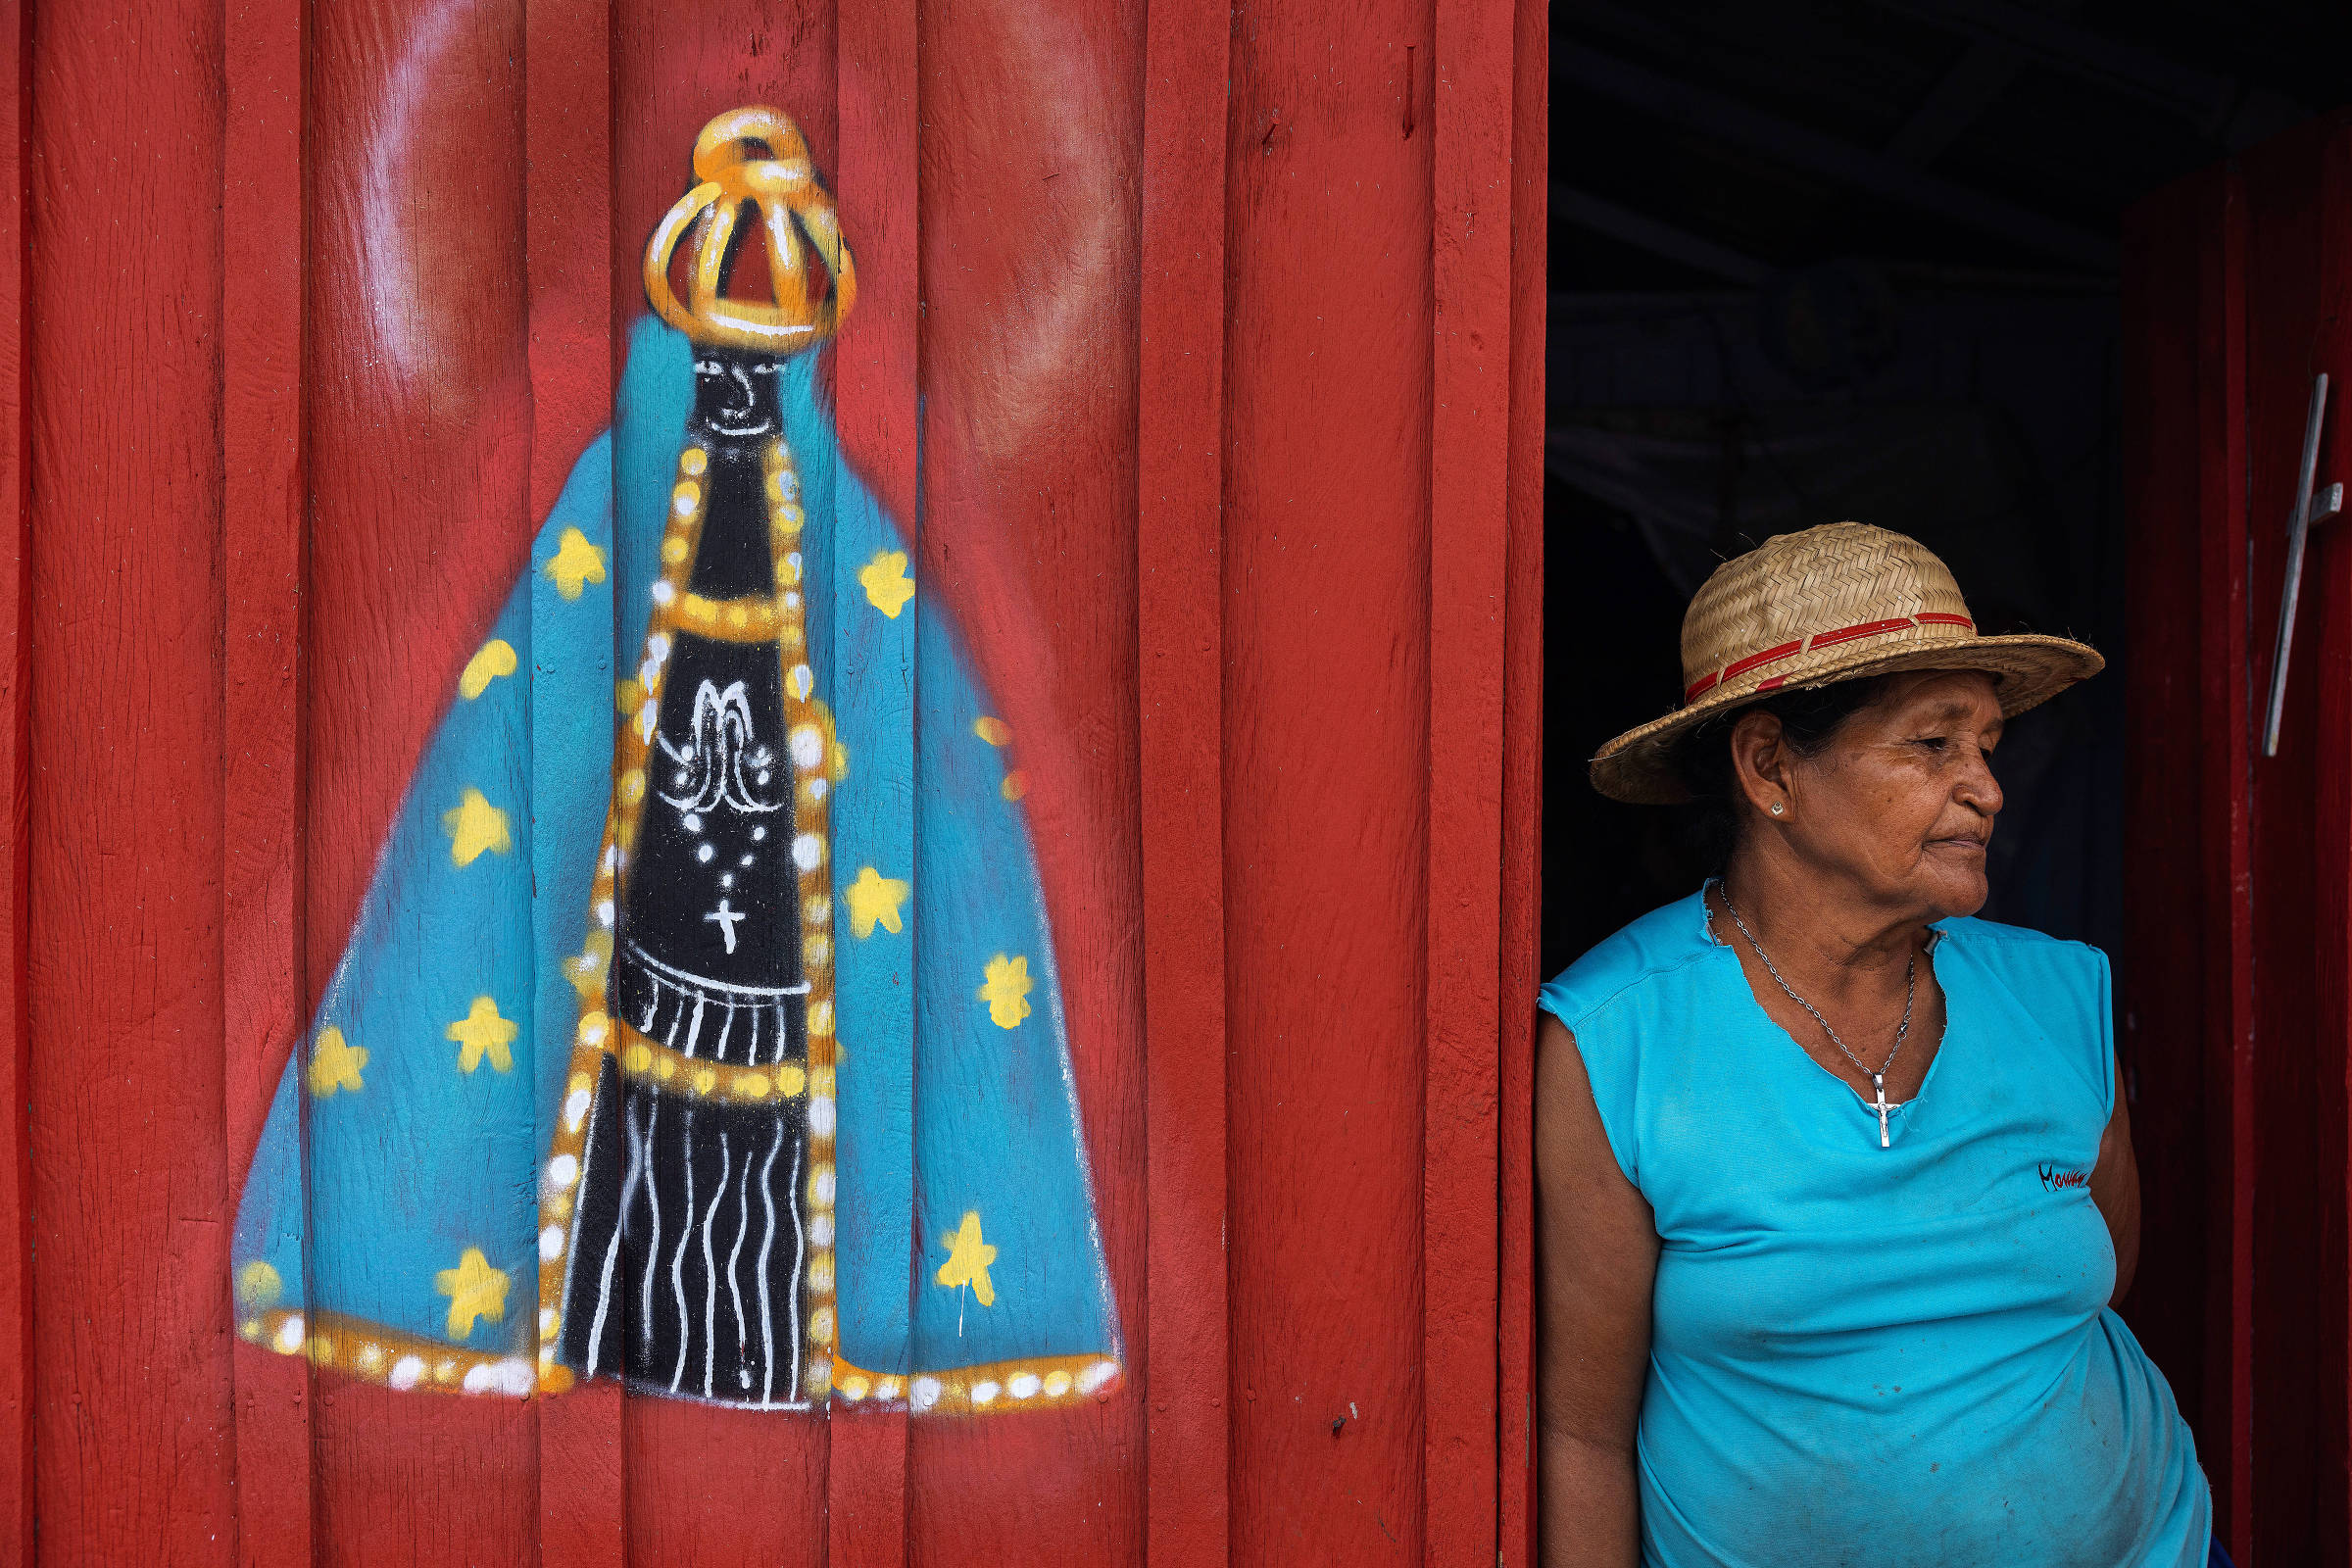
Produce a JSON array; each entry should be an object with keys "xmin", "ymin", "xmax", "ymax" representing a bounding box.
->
[{"xmin": 1538, "ymin": 522, "xmax": 2214, "ymax": 1567}]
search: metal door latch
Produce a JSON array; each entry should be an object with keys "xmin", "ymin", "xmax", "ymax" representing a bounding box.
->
[{"xmin": 2262, "ymin": 370, "xmax": 2344, "ymax": 758}]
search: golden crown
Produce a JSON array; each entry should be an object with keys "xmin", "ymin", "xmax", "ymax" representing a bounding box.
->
[{"xmin": 643, "ymin": 106, "xmax": 857, "ymax": 354}]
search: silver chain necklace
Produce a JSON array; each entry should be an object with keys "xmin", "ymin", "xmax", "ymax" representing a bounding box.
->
[{"xmin": 1719, "ymin": 886, "xmax": 1917, "ymax": 1149}]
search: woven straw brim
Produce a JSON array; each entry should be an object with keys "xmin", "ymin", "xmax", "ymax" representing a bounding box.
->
[{"xmin": 1589, "ymin": 632, "xmax": 2105, "ymax": 806}]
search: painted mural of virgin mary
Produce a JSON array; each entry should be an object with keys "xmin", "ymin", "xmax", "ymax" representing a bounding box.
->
[{"xmin": 229, "ymin": 107, "xmax": 1121, "ymax": 1415}]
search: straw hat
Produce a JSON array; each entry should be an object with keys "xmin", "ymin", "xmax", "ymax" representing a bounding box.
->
[{"xmin": 1592, "ymin": 521, "xmax": 2104, "ymax": 805}]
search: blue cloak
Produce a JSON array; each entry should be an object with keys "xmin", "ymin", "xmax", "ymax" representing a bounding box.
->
[{"xmin": 230, "ymin": 318, "xmax": 1121, "ymax": 1412}]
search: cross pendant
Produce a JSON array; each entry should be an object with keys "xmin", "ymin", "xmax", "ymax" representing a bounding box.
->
[{"xmin": 1871, "ymin": 1073, "xmax": 1892, "ymax": 1149}]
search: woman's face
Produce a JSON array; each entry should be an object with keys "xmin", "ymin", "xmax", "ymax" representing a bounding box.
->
[{"xmin": 1740, "ymin": 669, "xmax": 2006, "ymax": 919}]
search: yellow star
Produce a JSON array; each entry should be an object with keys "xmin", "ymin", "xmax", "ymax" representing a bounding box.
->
[
  {"xmin": 978, "ymin": 954, "xmax": 1033, "ymax": 1030},
  {"xmin": 858, "ymin": 550, "xmax": 916, "ymax": 618},
  {"xmin": 564, "ymin": 931, "xmax": 613, "ymax": 1002},
  {"xmin": 845, "ymin": 865, "xmax": 911, "ymax": 939},
  {"xmin": 458, "ymin": 638, "xmax": 517, "ymax": 700},
  {"xmin": 307, "ymin": 1025, "xmax": 368, "ymax": 1097},
  {"xmin": 934, "ymin": 1210, "xmax": 998, "ymax": 1306},
  {"xmin": 443, "ymin": 787, "xmax": 512, "ymax": 866},
  {"xmin": 448, "ymin": 996, "xmax": 517, "ymax": 1074},
  {"xmin": 435, "ymin": 1247, "xmax": 510, "ymax": 1340},
  {"xmin": 544, "ymin": 527, "xmax": 608, "ymax": 602}
]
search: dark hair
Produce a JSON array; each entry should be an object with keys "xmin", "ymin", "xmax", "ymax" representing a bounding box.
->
[{"xmin": 1672, "ymin": 676, "xmax": 1894, "ymax": 868}]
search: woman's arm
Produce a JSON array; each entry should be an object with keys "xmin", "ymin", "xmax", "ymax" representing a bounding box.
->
[
  {"xmin": 1536, "ymin": 1013, "xmax": 1660, "ymax": 1568},
  {"xmin": 2088, "ymin": 1055, "xmax": 2141, "ymax": 1305}
]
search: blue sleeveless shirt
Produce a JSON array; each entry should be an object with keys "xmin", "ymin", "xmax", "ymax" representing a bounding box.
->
[{"xmin": 1540, "ymin": 890, "xmax": 2209, "ymax": 1567}]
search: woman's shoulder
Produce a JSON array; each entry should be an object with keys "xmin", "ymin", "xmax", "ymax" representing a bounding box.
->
[
  {"xmin": 1938, "ymin": 912, "xmax": 2110, "ymax": 989},
  {"xmin": 1538, "ymin": 888, "xmax": 1717, "ymax": 1035},
  {"xmin": 1939, "ymin": 915, "xmax": 2116, "ymax": 1113}
]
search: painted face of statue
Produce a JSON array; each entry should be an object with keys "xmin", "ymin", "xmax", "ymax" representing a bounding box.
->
[{"xmin": 694, "ymin": 352, "xmax": 782, "ymax": 438}]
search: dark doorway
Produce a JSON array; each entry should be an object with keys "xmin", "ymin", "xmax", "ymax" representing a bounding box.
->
[
  {"xmin": 1542, "ymin": 4, "xmax": 2352, "ymax": 1557},
  {"xmin": 1544, "ymin": 2, "xmax": 2350, "ymax": 977},
  {"xmin": 1540, "ymin": 285, "xmax": 2129, "ymax": 975}
]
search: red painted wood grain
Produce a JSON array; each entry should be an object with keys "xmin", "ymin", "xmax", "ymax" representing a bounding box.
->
[
  {"xmin": 6, "ymin": 0, "xmax": 1547, "ymax": 1554},
  {"xmin": 2240, "ymin": 138, "xmax": 2319, "ymax": 1568},
  {"xmin": 527, "ymin": 0, "xmax": 622, "ymax": 1557},
  {"xmin": 2312, "ymin": 121, "xmax": 2352, "ymax": 1566},
  {"xmin": 2199, "ymin": 167, "xmax": 2253, "ymax": 1561},
  {"xmin": 2118, "ymin": 166, "xmax": 2226, "ymax": 1534},
  {"xmin": 2112, "ymin": 129, "xmax": 2352, "ymax": 1566},
  {"xmin": 1223, "ymin": 0, "xmax": 1434, "ymax": 1554},
  {"xmin": 2314, "ymin": 113, "xmax": 2352, "ymax": 1568},
  {"xmin": 906, "ymin": 0, "xmax": 1150, "ymax": 1556},
  {"xmin": 300, "ymin": 0, "xmax": 542, "ymax": 1556},
  {"xmin": 626, "ymin": 1395, "xmax": 825, "ymax": 1566},
  {"xmin": 2112, "ymin": 159, "xmax": 2256, "ymax": 1554},
  {"xmin": 26, "ymin": 0, "xmax": 240, "ymax": 1553},
  {"xmin": 302, "ymin": 0, "xmax": 538, "ymax": 1004},
  {"xmin": 223, "ymin": 0, "xmax": 315, "ymax": 1559},
  {"xmin": 1426, "ymin": 0, "xmax": 1513, "ymax": 1548},
  {"xmin": 1137, "ymin": 0, "xmax": 1232, "ymax": 1558},
  {"xmin": 1495, "ymin": 0, "xmax": 1544, "ymax": 1557},
  {"xmin": 0, "ymin": 0, "xmax": 26, "ymax": 1557},
  {"xmin": 525, "ymin": 0, "xmax": 614, "ymax": 529},
  {"xmin": 2239, "ymin": 118, "xmax": 2352, "ymax": 1566}
]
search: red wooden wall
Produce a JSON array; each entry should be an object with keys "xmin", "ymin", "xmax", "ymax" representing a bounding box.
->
[
  {"xmin": 2121, "ymin": 110, "xmax": 2352, "ymax": 1568},
  {"xmin": 0, "ymin": 0, "xmax": 1545, "ymax": 1561}
]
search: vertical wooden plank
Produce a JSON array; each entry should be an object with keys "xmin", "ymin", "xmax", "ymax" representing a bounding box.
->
[
  {"xmin": 223, "ymin": 0, "xmax": 313, "ymax": 1558},
  {"xmin": 1425, "ymin": 0, "xmax": 1512, "ymax": 1551},
  {"xmin": 1224, "ymin": 0, "xmax": 1433, "ymax": 1552},
  {"xmin": 0, "ymin": 0, "xmax": 26, "ymax": 1557},
  {"xmin": 2240, "ymin": 137, "xmax": 2315, "ymax": 1568},
  {"xmin": 1494, "ymin": 0, "xmax": 1544, "ymax": 1555},
  {"xmin": 222, "ymin": 0, "xmax": 311, "ymax": 1196},
  {"xmin": 26, "ymin": 0, "xmax": 240, "ymax": 1552},
  {"xmin": 301, "ymin": 0, "xmax": 542, "ymax": 1555},
  {"xmin": 303, "ymin": 0, "xmax": 542, "ymax": 969},
  {"xmin": 2119, "ymin": 168, "xmax": 2220, "ymax": 1506},
  {"xmin": 1137, "ymin": 0, "xmax": 1231, "ymax": 1557},
  {"xmin": 904, "ymin": 0, "xmax": 1150, "ymax": 1554},
  {"xmin": 525, "ymin": 0, "xmax": 614, "ymax": 526},
  {"xmin": 831, "ymin": 1, "xmax": 917, "ymax": 1561},
  {"xmin": 2314, "ymin": 116, "xmax": 2352, "ymax": 1560},
  {"xmin": 2312, "ymin": 119, "xmax": 2352, "ymax": 1568},
  {"xmin": 2196, "ymin": 164, "xmax": 2254, "ymax": 1560},
  {"xmin": 2239, "ymin": 116, "xmax": 2352, "ymax": 1567},
  {"xmin": 529, "ymin": 0, "xmax": 623, "ymax": 1558}
]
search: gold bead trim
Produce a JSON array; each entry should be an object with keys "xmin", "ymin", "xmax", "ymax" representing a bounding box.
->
[
  {"xmin": 829, "ymin": 1351, "xmax": 1124, "ymax": 1414},
  {"xmin": 236, "ymin": 1303, "xmax": 1123, "ymax": 1415},
  {"xmin": 613, "ymin": 1018, "xmax": 813, "ymax": 1103},
  {"xmin": 239, "ymin": 1306, "xmax": 537, "ymax": 1397},
  {"xmin": 677, "ymin": 592, "xmax": 792, "ymax": 644}
]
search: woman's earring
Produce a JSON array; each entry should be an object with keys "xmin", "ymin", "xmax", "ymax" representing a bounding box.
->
[{"xmin": 1770, "ymin": 802, "xmax": 1785, "ymax": 815}]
